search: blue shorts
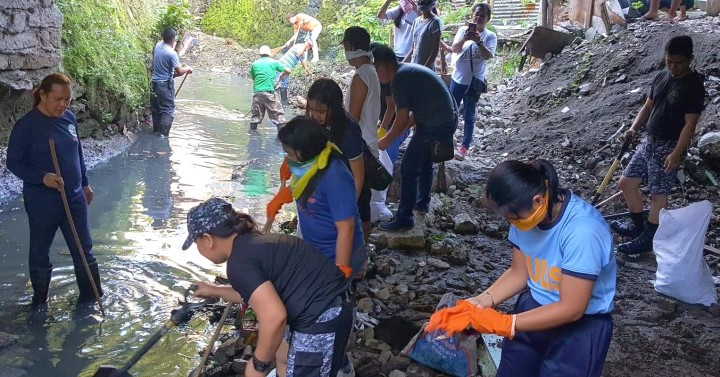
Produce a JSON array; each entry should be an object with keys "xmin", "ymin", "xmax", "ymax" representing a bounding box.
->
[
  {"xmin": 623, "ymin": 137, "xmax": 678, "ymax": 195},
  {"xmin": 497, "ymin": 291, "xmax": 613, "ymax": 377}
]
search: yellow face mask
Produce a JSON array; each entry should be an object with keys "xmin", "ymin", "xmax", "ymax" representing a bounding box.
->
[{"xmin": 508, "ymin": 188, "xmax": 549, "ymax": 231}]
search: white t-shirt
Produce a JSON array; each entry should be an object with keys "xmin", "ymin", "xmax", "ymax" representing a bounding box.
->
[
  {"xmin": 451, "ymin": 26, "xmax": 498, "ymax": 85},
  {"xmin": 345, "ymin": 63, "xmax": 381, "ymax": 157},
  {"xmin": 385, "ymin": 6, "xmax": 419, "ymax": 59}
]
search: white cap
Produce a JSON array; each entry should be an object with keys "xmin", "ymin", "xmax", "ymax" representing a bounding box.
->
[{"xmin": 259, "ymin": 45, "xmax": 271, "ymax": 56}]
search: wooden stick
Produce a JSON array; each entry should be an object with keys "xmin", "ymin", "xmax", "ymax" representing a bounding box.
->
[
  {"xmin": 175, "ymin": 72, "xmax": 189, "ymax": 96},
  {"xmin": 594, "ymin": 191, "xmax": 623, "ymax": 209},
  {"xmin": 192, "ymin": 304, "xmax": 233, "ymax": 377},
  {"xmin": 705, "ymin": 245, "xmax": 720, "ymax": 257},
  {"xmin": 49, "ymin": 139, "xmax": 105, "ymax": 316}
]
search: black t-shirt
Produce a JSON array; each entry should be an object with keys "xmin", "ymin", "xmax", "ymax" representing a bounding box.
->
[
  {"xmin": 226, "ymin": 233, "xmax": 348, "ymax": 329},
  {"xmin": 646, "ymin": 70, "xmax": 705, "ymax": 140},
  {"xmin": 334, "ymin": 112, "xmax": 364, "ymax": 161}
]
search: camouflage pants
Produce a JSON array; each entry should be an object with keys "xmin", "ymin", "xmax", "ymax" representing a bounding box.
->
[
  {"xmin": 285, "ymin": 297, "xmax": 354, "ymax": 377},
  {"xmin": 623, "ymin": 137, "xmax": 679, "ymax": 195},
  {"xmin": 251, "ymin": 91, "xmax": 286, "ymax": 126}
]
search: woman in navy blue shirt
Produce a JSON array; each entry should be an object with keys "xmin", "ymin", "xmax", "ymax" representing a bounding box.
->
[{"xmin": 7, "ymin": 73, "xmax": 102, "ymax": 306}]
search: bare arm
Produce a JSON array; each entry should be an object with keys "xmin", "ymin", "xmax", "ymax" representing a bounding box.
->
[
  {"xmin": 514, "ymin": 274, "xmax": 594, "ymax": 331},
  {"xmin": 377, "ymin": 0, "xmax": 393, "ymax": 19},
  {"xmin": 665, "ymin": 113, "xmax": 700, "ymax": 173},
  {"xmin": 174, "ymin": 66, "xmax": 192, "ymax": 76},
  {"xmin": 629, "ymin": 98, "xmax": 654, "ymax": 133},
  {"xmin": 348, "ymin": 75, "xmax": 368, "ymax": 122},
  {"xmin": 249, "ymin": 281, "xmax": 287, "ymax": 363},
  {"xmin": 192, "ymin": 281, "xmax": 243, "ymax": 304},
  {"xmin": 348, "ymin": 157, "xmax": 365, "ymax": 200},
  {"xmin": 300, "ymin": 59, "xmax": 311, "ymax": 74},
  {"xmin": 380, "ymin": 95, "xmax": 396, "ymax": 129},
  {"xmin": 334, "ymin": 217, "xmax": 355, "ymax": 267},
  {"xmin": 467, "ymin": 248, "xmax": 530, "ymax": 308},
  {"xmin": 379, "ymin": 108, "xmax": 410, "ymax": 150}
]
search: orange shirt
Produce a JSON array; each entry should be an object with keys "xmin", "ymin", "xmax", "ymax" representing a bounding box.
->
[{"xmin": 292, "ymin": 13, "xmax": 320, "ymax": 32}]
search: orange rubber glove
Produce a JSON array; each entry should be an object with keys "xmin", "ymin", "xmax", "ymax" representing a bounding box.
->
[
  {"xmin": 426, "ymin": 300, "xmax": 515, "ymax": 338},
  {"xmin": 266, "ymin": 186, "xmax": 293, "ymax": 219},
  {"xmin": 280, "ymin": 158, "xmax": 291, "ymax": 181},
  {"xmin": 337, "ymin": 264, "xmax": 353, "ymax": 279}
]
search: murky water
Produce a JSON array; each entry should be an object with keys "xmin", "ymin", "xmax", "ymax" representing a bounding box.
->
[{"xmin": 0, "ymin": 71, "xmax": 297, "ymax": 376}]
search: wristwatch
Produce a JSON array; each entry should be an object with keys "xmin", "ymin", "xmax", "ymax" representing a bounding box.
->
[{"xmin": 253, "ymin": 355, "xmax": 273, "ymax": 372}]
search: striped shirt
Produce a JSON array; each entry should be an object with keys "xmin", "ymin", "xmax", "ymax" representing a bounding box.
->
[{"xmin": 279, "ymin": 44, "xmax": 307, "ymax": 70}]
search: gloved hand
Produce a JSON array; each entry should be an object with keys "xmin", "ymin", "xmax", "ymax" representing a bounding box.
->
[
  {"xmin": 280, "ymin": 158, "xmax": 291, "ymax": 181},
  {"xmin": 426, "ymin": 300, "xmax": 515, "ymax": 338},
  {"xmin": 336, "ymin": 264, "xmax": 352, "ymax": 279},
  {"xmin": 266, "ymin": 186, "xmax": 293, "ymax": 219}
]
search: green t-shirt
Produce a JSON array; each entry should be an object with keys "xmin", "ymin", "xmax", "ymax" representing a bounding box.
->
[{"xmin": 250, "ymin": 57, "xmax": 285, "ymax": 93}]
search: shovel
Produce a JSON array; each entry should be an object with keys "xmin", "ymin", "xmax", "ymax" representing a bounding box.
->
[
  {"xmin": 591, "ymin": 138, "xmax": 632, "ymax": 206},
  {"xmin": 93, "ymin": 285, "xmax": 217, "ymax": 377}
]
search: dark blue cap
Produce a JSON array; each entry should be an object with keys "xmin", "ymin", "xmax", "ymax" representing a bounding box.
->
[{"xmin": 182, "ymin": 198, "xmax": 233, "ymax": 250}]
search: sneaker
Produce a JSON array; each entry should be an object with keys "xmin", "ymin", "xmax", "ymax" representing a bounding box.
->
[
  {"xmin": 454, "ymin": 146, "xmax": 468, "ymax": 161},
  {"xmin": 378, "ymin": 218, "xmax": 414, "ymax": 232},
  {"xmin": 617, "ymin": 221, "xmax": 657, "ymax": 256},
  {"xmin": 337, "ymin": 358, "xmax": 355, "ymax": 377},
  {"xmin": 610, "ymin": 219, "xmax": 644, "ymax": 238}
]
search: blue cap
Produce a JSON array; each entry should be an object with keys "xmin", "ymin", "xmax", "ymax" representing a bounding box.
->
[{"xmin": 182, "ymin": 198, "xmax": 233, "ymax": 250}]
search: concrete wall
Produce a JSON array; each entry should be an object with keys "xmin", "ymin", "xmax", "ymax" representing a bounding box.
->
[{"xmin": 0, "ymin": 0, "xmax": 63, "ymax": 139}]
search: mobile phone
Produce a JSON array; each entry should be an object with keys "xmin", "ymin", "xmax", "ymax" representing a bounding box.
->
[{"xmin": 467, "ymin": 22, "xmax": 477, "ymax": 34}]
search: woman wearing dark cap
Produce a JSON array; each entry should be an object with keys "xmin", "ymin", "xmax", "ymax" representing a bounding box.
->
[
  {"xmin": 185, "ymin": 197, "xmax": 353, "ymax": 377},
  {"xmin": 7, "ymin": 72, "xmax": 102, "ymax": 306}
]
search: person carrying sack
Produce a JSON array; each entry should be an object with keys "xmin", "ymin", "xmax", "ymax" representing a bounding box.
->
[{"xmin": 449, "ymin": 2, "xmax": 496, "ymax": 160}]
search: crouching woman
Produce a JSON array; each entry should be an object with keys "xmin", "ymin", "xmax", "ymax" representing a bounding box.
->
[
  {"xmin": 431, "ymin": 159, "xmax": 616, "ymax": 377},
  {"xmin": 184, "ymin": 198, "xmax": 353, "ymax": 377}
]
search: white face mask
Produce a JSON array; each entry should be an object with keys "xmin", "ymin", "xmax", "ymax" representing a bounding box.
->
[{"xmin": 345, "ymin": 49, "xmax": 374, "ymax": 62}]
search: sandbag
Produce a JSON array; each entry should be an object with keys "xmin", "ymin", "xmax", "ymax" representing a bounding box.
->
[
  {"xmin": 653, "ymin": 200, "xmax": 717, "ymax": 306},
  {"xmin": 402, "ymin": 293, "xmax": 479, "ymax": 377}
]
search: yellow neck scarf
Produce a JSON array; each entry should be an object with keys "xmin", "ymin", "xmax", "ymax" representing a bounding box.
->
[{"xmin": 290, "ymin": 142, "xmax": 342, "ymax": 199}]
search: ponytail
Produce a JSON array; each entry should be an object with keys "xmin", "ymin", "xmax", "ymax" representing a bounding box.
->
[
  {"xmin": 485, "ymin": 159, "xmax": 564, "ymax": 220},
  {"xmin": 207, "ymin": 208, "xmax": 260, "ymax": 238},
  {"xmin": 33, "ymin": 72, "xmax": 71, "ymax": 107},
  {"xmin": 393, "ymin": 8, "xmax": 405, "ymax": 29}
]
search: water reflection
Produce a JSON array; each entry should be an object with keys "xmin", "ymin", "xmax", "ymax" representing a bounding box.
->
[{"xmin": 0, "ymin": 71, "xmax": 289, "ymax": 376}]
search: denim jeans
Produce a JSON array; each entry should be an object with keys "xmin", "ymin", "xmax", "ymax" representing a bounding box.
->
[
  {"xmin": 386, "ymin": 129, "xmax": 410, "ymax": 165},
  {"xmin": 450, "ymin": 79, "xmax": 480, "ymax": 148},
  {"xmin": 397, "ymin": 128, "xmax": 434, "ymax": 222}
]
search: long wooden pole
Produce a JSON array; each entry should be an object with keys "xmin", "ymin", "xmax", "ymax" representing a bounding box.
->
[
  {"xmin": 49, "ymin": 139, "xmax": 105, "ymax": 316},
  {"xmin": 175, "ymin": 71, "xmax": 189, "ymax": 96},
  {"xmin": 191, "ymin": 304, "xmax": 234, "ymax": 377}
]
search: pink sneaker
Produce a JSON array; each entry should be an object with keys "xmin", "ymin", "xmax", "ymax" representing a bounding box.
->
[{"xmin": 454, "ymin": 146, "xmax": 468, "ymax": 160}]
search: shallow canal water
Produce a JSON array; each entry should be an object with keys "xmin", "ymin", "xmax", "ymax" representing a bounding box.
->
[{"xmin": 0, "ymin": 71, "xmax": 296, "ymax": 376}]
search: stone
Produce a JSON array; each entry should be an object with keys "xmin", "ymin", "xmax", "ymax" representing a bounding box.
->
[
  {"xmin": 698, "ymin": 132, "xmax": 720, "ymax": 163},
  {"xmin": 379, "ymin": 350, "xmax": 394, "ymax": 363},
  {"xmin": 579, "ymin": 83, "xmax": 593, "ymax": 96},
  {"xmin": 3, "ymin": 0, "xmax": 41, "ymax": 9},
  {"xmin": 365, "ymin": 338, "xmax": 392, "ymax": 352},
  {"xmin": 214, "ymin": 337, "xmax": 240, "ymax": 365},
  {"xmin": 614, "ymin": 74, "xmax": 628, "ymax": 83},
  {"xmin": 27, "ymin": 7, "xmax": 63, "ymax": 28},
  {"xmin": 584, "ymin": 27, "xmax": 597, "ymax": 40},
  {"xmin": 375, "ymin": 287, "xmax": 392, "ymax": 301},
  {"xmin": 381, "ymin": 356, "xmax": 412, "ymax": 375},
  {"xmin": 426, "ymin": 257, "xmax": 450, "ymax": 269},
  {"xmin": 2, "ymin": 11, "xmax": 28, "ymax": 34},
  {"xmin": 22, "ymin": 51, "xmax": 60, "ymax": 69},
  {"xmin": 0, "ymin": 32, "xmax": 38, "ymax": 52},
  {"xmin": 230, "ymin": 359, "xmax": 248, "ymax": 373},
  {"xmin": 406, "ymin": 363, "xmax": 435, "ymax": 377},
  {"xmin": 389, "ymin": 370, "xmax": 407, "ymax": 377},
  {"xmin": 381, "ymin": 226, "xmax": 426, "ymax": 250},
  {"xmin": 355, "ymin": 357, "xmax": 382, "ymax": 377},
  {"xmin": 447, "ymin": 247, "xmax": 469, "ymax": 266},
  {"xmin": 357, "ymin": 297, "xmax": 375, "ymax": 313},
  {"xmin": 0, "ymin": 331, "xmax": 18, "ymax": 349},
  {"xmin": 358, "ymin": 327, "xmax": 375, "ymax": 343},
  {"xmin": 453, "ymin": 213, "xmax": 480, "ymax": 235},
  {"xmin": 368, "ymin": 232, "xmax": 388, "ymax": 250},
  {"xmin": 395, "ymin": 283, "xmax": 409, "ymax": 295}
]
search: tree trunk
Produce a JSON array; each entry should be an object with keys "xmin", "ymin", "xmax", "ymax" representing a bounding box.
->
[{"xmin": 709, "ymin": 0, "xmax": 720, "ymax": 16}]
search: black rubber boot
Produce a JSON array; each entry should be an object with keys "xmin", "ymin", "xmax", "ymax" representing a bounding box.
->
[
  {"xmin": 617, "ymin": 221, "xmax": 658, "ymax": 256},
  {"xmin": 30, "ymin": 267, "xmax": 53, "ymax": 306},
  {"xmin": 250, "ymin": 122, "xmax": 258, "ymax": 130},
  {"xmin": 75, "ymin": 261, "xmax": 103, "ymax": 303},
  {"xmin": 280, "ymin": 88, "xmax": 289, "ymax": 105},
  {"xmin": 610, "ymin": 212, "xmax": 645, "ymax": 238}
]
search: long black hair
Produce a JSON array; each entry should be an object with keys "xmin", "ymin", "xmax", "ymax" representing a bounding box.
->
[
  {"xmin": 485, "ymin": 159, "xmax": 563, "ymax": 221},
  {"xmin": 277, "ymin": 115, "xmax": 343, "ymax": 205},
  {"xmin": 393, "ymin": 7, "xmax": 405, "ymax": 28},
  {"xmin": 207, "ymin": 207, "xmax": 260, "ymax": 237},
  {"xmin": 307, "ymin": 78, "xmax": 349, "ymax": 144}
]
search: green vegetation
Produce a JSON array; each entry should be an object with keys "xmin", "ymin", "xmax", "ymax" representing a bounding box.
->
[
  {"xmin": 155, "ymin": 0, "xmax": 194, "ymax": 37},
  {"xmin": 58, "ymin": 0, "xmax": 160, "ymax": 117},
  {"xmin": 486, "ymin": 43, "xmax": 522, "ymax": 84}
]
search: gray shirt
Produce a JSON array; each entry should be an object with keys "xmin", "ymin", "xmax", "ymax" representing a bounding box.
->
[
  {"xmin": 151, "ymin": 41, "xmax": 180, "ymax": 82},
  {"xmin": 410, "ymin": 14, "xmax": 442, "ymax": 69},
  {"xmin": 392, "ymin": 63, "xmax": 455, "ymax": 128},
  {"xmin": 385, "ymin": 6, "xmax": 419, "ymax": 59}
]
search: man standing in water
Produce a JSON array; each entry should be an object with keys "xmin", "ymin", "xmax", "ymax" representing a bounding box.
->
[
  {"xmin": 250, "ymin": 46, "xmax": 290, "ymax": 130},
  {"xmin": 611, "ymin": 35, "xmax": 705, "ymax": 255},
  {"xmin": 151, "ymin": 28, "xmax": 193, "ymax": 137}
]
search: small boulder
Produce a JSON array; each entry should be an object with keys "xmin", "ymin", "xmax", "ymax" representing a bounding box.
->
[
  {"xmin": 381, "ymin": 227, "xmax": 426, "ymax": 250},
  {"xmin": 698, "ymin": 132, "xmax": 720, "ymax": 164},
  {"xmin": 453, "ymin": 213, "xmax": 480, "ymax": 235},
  {"xmin": 0, "ymin": 331, "xmax": 18, "ymax": 349},
  {"xmin": 357, "ymin": 297, "xmax": 375, "ymax": 313},
  {"xmin": 389, "ymin": 370, "xmax": 407, "ymax": 377}
]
